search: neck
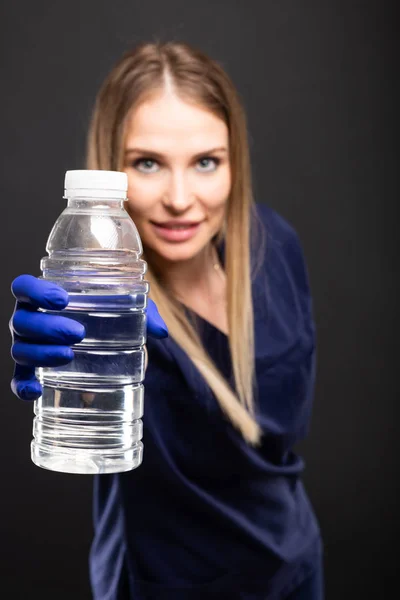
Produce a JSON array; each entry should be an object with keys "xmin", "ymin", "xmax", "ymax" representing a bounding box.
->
[{"xmin": 146, "ymin": 243, "xmax": 225, "ymax": 303}]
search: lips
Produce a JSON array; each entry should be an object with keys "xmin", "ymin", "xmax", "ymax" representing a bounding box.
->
[
  {"xmin": 151, "ymin": 221, "xmax": 201, "ymax": 228},
  {"xmin": 150, "ymin": 220, "xmax": 202, "ymax": 242}
]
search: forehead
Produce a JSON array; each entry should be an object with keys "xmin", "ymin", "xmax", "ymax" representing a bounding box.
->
[{"xmin": 125, "ymin": 91, "xmax": 229, "ymax": 153}]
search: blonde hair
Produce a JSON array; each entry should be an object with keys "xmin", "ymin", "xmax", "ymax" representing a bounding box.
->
[{"xmin": 87, "ymin": 41, "xmax": 264, "ymax": 445}]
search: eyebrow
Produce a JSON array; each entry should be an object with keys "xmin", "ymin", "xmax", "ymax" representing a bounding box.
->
[{"xmin": 124, "ymin": 146, "xmax": 228, "ymax": 160}]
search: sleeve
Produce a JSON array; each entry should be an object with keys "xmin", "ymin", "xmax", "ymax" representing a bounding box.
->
[
  {"xmin": 253, "ymin": 203, "xmax": 318, "ymax": 445},
  {"xmin": 282, "ymin": 222, "xmax": 316, "ymax": 343},
  {"xmin": 255, "ymin": 202, "xmax": 316, "ymax": 341}
]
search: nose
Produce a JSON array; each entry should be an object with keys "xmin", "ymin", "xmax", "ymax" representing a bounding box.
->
[{"xmin": 162, "ymin": 171, "xmax": 194, "ymax": 212}]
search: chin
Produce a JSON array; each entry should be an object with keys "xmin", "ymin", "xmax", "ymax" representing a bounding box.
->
[
  {"xmin": 156, "ymin": 243, "xmax": 202, "ymax": 263},
  {"xmin": 145, "ymin": 238, "xmax": 208, "ymax": 264}
]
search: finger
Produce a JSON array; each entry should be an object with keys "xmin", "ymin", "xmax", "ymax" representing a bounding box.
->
[
  {"xmin": 12, "ymin": 309, "xmax": 85, "ymax": 344},
  {"xmin": 12, "ymin": 341, "xmax": 74, "ymax": 367},
  {"xmin": 146, "ymin": 298, "xmax": 168, "ymax": 339},
  {"xmin": 11, "ymin": 275, "xmax": 69, "ymax": 310},
  {"xmin": 11, "ymin": 364, "xmax": 42, "ymax": 401}
]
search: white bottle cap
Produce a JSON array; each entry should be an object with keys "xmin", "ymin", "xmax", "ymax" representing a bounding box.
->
[{"xmin": 64, "ymin": 170, "xmax": 128, "ymax": 199}]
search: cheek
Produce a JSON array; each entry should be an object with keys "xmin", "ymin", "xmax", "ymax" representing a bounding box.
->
[
  {"xmin": 197, "ymin": 170, "xmax": 231, "ymax": 209},
  {"xmin": 125, "ymin": 175, "xmax": 163, "ymax": 216}
]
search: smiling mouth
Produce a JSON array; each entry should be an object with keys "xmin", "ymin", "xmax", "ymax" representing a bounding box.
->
[
  {"xmin": 149, "ymin": 221, "xmax": 202, "ymax": 242},
  {"xmin": 151, "ymin": 221, "xmax": 202, "ymax": 229}
]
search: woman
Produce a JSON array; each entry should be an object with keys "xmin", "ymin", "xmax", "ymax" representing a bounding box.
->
[{"xmin": 10, "ymin": 42, "xmax": 323, "ymax": 599}]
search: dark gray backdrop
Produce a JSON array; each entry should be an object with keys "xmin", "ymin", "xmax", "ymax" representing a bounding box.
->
[{"xmin": 0, "ymin": 1, "xmax": 397, "ymax": 599}]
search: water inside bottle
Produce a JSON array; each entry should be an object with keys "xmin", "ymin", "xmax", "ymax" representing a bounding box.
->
[{"xmin": 31, "ymin": 292, "xmax": 146, "ymax": 475}]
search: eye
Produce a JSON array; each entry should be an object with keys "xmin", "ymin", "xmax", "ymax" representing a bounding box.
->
[
  {"xmin": 195, "ymin": 157, "xmax": 220, "ymax": 173},
  {"xmin": 133, "ymin": 158, "xmax": 160, "ymax": 174}
]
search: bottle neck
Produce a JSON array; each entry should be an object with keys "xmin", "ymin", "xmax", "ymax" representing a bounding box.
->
[{"xmin": 66, "ymin": 196, "xmax": 125, "ymax": 209}]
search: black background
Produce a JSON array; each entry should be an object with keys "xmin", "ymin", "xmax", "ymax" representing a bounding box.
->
[{"xmin": 0, "ymin": 2, "xmax": 397, "ymax": 598}]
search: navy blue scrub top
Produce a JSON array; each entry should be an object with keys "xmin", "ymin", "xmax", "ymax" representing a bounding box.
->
[{"xmin": 89, "ymin": 203, "xmax": 322, "ymax": 600}]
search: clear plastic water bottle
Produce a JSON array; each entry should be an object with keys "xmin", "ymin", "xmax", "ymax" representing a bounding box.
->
[{"xmin": 31, "ymin": 170, "xmax": 149, "ymax": 475}]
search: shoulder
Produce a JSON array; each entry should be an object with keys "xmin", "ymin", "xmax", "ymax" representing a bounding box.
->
[
  {"xmin": 251, "ymin": 203, "xmax": 315, "ymax": 320},
  {"xmin": 253, "ymin": 202, "xmax": 301, "ymax": 248},
  {"xmin": 251, "ymin": 202, "xmax": 309, "ymax": 275}
]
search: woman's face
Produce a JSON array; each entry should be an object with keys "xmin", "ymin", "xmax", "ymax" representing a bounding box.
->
[{"xmin": 123, "ymin": 91, "xmax": 231, "ymax": 265}]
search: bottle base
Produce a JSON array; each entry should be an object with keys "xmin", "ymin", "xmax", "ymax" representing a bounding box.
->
[{"xmin": 31, "ymin": 440, "xmax": 143, "ymax": 475}]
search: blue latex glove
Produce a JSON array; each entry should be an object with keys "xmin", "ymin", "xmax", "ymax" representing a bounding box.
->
[{"xmin": 10, "ymin": 274, "xmax": 168, "ymax": 401}]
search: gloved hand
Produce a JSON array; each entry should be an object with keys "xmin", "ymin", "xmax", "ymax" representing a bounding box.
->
[{"xmin": 10, "ymin": 274, "xmax": 168, "ymax": 401}]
